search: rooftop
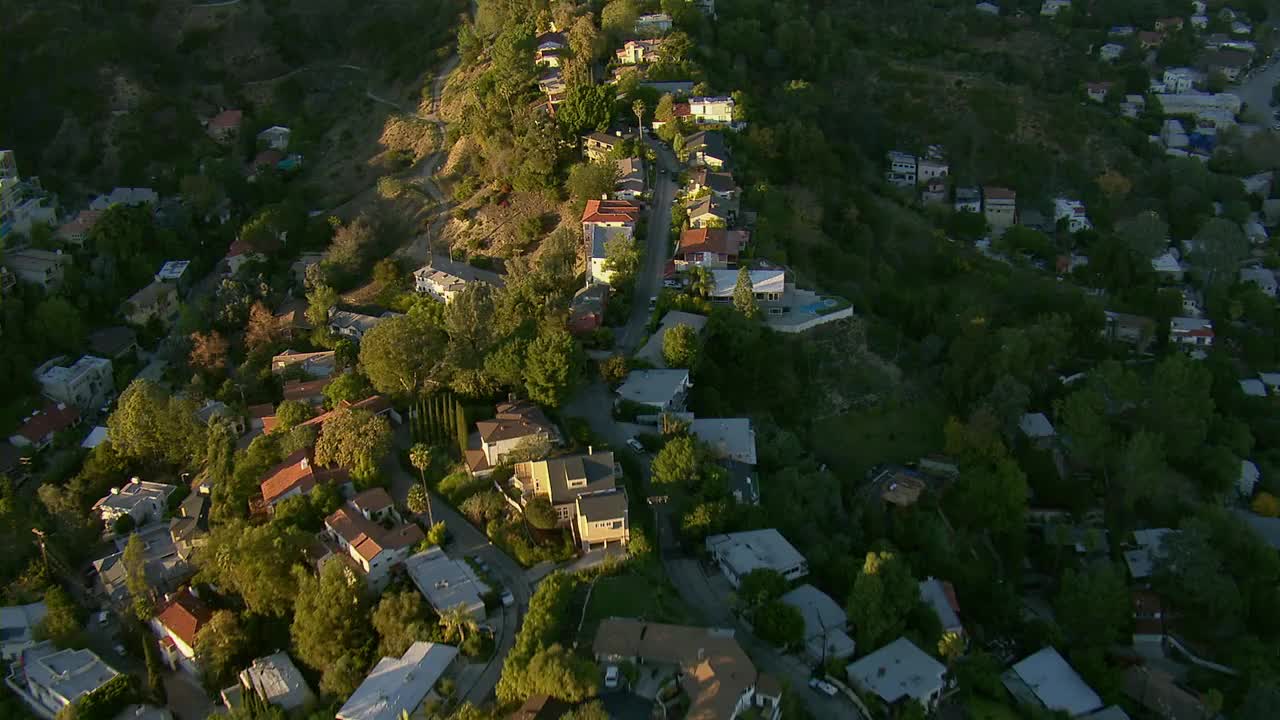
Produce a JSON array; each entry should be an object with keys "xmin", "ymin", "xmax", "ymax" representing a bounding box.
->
[
  {"xmin": 845, "ymin": 637, "xmax": 946, "ymax": 704},
  {"xmin": 616, "ymin": 369, "xmax": 690, "ymax": 406},
  {"xmin": 706, "ymin": 529, "xmax": 806, "ymax": 576},
  {"xmin": 709, "ymin": 268, "xmax": 786, "ymax": 298},
  {"xmin": 582, "ymin": 199, "xmax": 641, "ymax": 225},
  {"xmin": 689, "ymin": 418, "xmax": 757, "ymax": 465},
  {"xmin": 92, "ymin": 479, "xmax": 176, "ymax": 516},
  {"xmin": 1004, "ymin": 647, "xmax": 1102, "ymax": 717},
  {"xmin": 413, "ymin": 254, "xmax": 506, "ymax": 293},
  {"xmin": 780, "ymin": 584, "xmax": 846, "ymax": 639},
  {"xmin": 636, "ymin": 311, "xmax": 709, "ymax": 368},
  {"xmin": 326, "ymin": 505, "xmax": 424, "ymax": 563},
  {"xmin": 919, "ymin": 578, "xmax": 962, "ymax": 633},
  {"xmin": 260, "ymin": 449, "xmax": 351, "ymax": 506},
  {"xmin": 404, "ymin": 547, "xmax": 489, "ymax": 616},
  {"xmin": 1019, "ymin": 412, "xmax": 1056, "ymax": 439},
  {"xmin": 476, "ymin": 400, "xmax": 558, "ymax": 444},
  {"xmin": 20, "ymin": 641, "xmax": 119, "ymax": 705},
  {"xmin": 239, "ymin": 652, "xmax": 315, "ymax": 711},
  {"xmin": 336, "ymin": 642, "xmax": 459, "ymax": 720},
  {"xmin": 153, "ymin": 590, "xmax": 212, "ymax": 648},
  {"xmin": 575, "ymin": 488, "xmax": 629, "ymax": 523},
  {"xmin": 514, "ymin": 450, "xmax": 617, "ymax": 505},
  {"xmin": 155, "ymin": 260, "xmax": 190, "ymax": 282},
  {"xmin": 14, "ymin": 402, "xmax": 81, "ymax": 444}
]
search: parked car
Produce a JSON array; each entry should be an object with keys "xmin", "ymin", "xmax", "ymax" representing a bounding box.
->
[
  {"xmin": 500, "ymin": 590, "xmax": 515, "ymax": 607},
  {"xmin": 809, "ymin": 678, "xmax": 838, "ymax": 697},
  {"xmin": 626, "ymin": 437, "xmax": 645, "ymax": 453},
  {"xmin": 648, "ymin": 296, "xmax": 658, "ymax": 311},
  {"xmin": 604, "ymin": 665, "xmax": 620, "ymax": 689}
]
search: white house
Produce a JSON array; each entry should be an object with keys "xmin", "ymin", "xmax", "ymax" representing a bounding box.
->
[
  {"xmin": 404, "ymin": 547, "xmax": 490, "ymax": 621},
  {"xmin": 1151, "ymin": 251, "xmax": 1184, "ymax": 281},
  {"xmin": 975, "ymin": 2, "xmax": 1000, "ymax": 15},
  {"xmin": 954, "ymin": 187, "xmax": 981, "ymax": 213},
  {"xmin": 329, "ymin": 309, "xmax": 399, "ymax": 342},
  {"xmin": 705, "ymin": 529, "xmax": 808, "ymax": 587},
  {"xmin": 1162, "ymin": 68, "xmax": 1198, "ymax": 93},
  {"xmin": 12, "ymin": 642, "xmax": 119, "ymax": 717},
  {"xmin": 35, "ymin": 355, "xmax": 114, "ymax": 411},
  {"xmin": 412, "ymin": 254, "xmax": 505, "ymax": 303},
  {"xmin": 1054, "ymin": 197, "xmax": 1092, "ymax": 233},
  {"xmin": 1002, "ymin": 647, "xmax": 1102, "ymax": 717},
  {"xmin": 1019, "ymin": 412, "xmax": 1056, "ymax": 447},
  {"xmin": 92, "ymin": 478, "xmax": 177, "ymax": 528},
  {"xmin": 323, "ymin": 488, "xmax": 425, "ymax": 591},
  {"xmin": 1240, "ymin": 267, "xmax": 1277, "ymax": 297},
  {"xmin": 846, "ymin": 638, "xmax": 947, "ymax": 711},
  {"xmin": 635, "ymin": 13, "xmax": 673, "ymax": 36},
  {"xmin": 1170, "ymin": 317, "xmax": 1214, "ymax": 346},
  {"xmin": 616, "ymin": 369, "xmax": 692, "ymax": 412},
  {"xmin": 780, "ymin": 584, "xmax": 855, "ymax": 663},
  {"xmin": 689, "ymin": 96, "xmax": 735, "ymax": 125},
  {"xmin": 1040, "ymin": 0, "xmax": 1072, "ymax": 16},
  {"xmin": 1099, "ymin": 43, "xmax": 1125, "ymax": 62},
  {"xmin": 886, "ymin": 151, "xmax": 918, "ymax": 187},
  {"xmin": 150, "ymin": 589, "xmax": 211, "ymax": 675},
  {"xmin": 337, "ymin": 643, "xmax": 459, "ymax": 720},
  {"xmin": 0, "ymin": 602, "xmax": 47, "ymax": 660},
  {"xmin": 233, "ymin": 653, "xmax": 316, "ymax": 712},
  {"xmin": 257, "ymin": 126, "xmax": 292, "ymax": 151}
]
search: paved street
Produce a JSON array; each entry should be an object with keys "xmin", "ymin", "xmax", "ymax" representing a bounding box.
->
[
  {"xmin": 1232, "ymin": 50, "xmax": 1280, "ymax": 123},
  {"xmin": 617, "ymin": 137, "xmax": 679, "ymax": 352}
]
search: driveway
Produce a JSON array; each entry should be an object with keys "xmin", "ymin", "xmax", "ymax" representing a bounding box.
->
[
  {"xmin": 382, "ymin": 438, "xmax": 532, "ymax": 706},
  {"xmin": 616, "ymin": 137, "xmax": 679, "ymax": 352},
  {"xmin": 163, "ymin": 672, "xmax": 214, "ymax": 720}
]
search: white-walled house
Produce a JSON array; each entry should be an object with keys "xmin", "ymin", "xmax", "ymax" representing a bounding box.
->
[
  {"xmin": 93, "ymin": 478, "xmax": 177, "ymax": 528},
  {"xmin": 323, "ymin": 488, "xmax": 425, "ymax": 590},
  {"xmin": 1054, "ymin": 197, "xmax": 1092, "ymax": 232},
  {"xmin": 150, "ymin": 589, "xmax": 211, "ymax": 675}
]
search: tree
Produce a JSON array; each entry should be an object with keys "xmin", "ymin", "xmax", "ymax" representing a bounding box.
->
[
  {"xmin": 1116, "ymin": 211, "xmax": 1169, "ymax": 260},
  {"xmin": 1191, "ymin": 218, "xmax": 1248, "ymax": 287},
  {"xmin": 603, "ymin": 236, "xmax": 641, "ymax": 283},
  {"xmin": 567, "ymin": 161, "xmax": 619, "ymax": 206},
  {"xmin": 326, "ymin": 214, "xmax": 384, "ymax": 275},
  {"xmin": 314, "ymin": 407, "xmax": 392, "ymax": 482},
  {"xmin": 633, "ymin": 99, "xmax": 646, "ymax": 135},
  {"xmin": 525, "ymin": 497, "xmax": 558, "ymax": 530},
  {"xmin": 600, "ymin": 355, "xmax": 629, "ymax": 384},
  {"xmin": 518, "ymin": 643, "xmax": 599, "ymax": 702},
  {"xmin": 196, "ymin": 521, "xmax": 310, "ymax": 616},
  {"xmin": 1054, "ymin": 564, "xmax": 1130, "ymax": 652},
  {"xmin": 323, "ymin": 372, "xmax": 371, "ymax": 407},
  {"xmin": 444, "ymin": 285, "xmax": 501, "ymax": 397},
  {"xmin": 652, "ymin": 436, "xmax": 700, "ymax": 486},
  {"xmin": 273, "ymin": 400, "xmax": 313, "ymax": 432},
  {"xmin": 189, "ymin": 331, "xmax": 230, "ymax": 375},
  {"xmin": 751, "ymin": 600, "xmax": 804, "ymax": 648},
  {"xmin": 306, "ymin": 283, "xmax": 338, "ymax": 328},
  {"xmin": 938, "ymin": 632, "xmax": 964, "ymax": 664},
  {"xmin": 846, "ymin": 551, "xmax": 918, "ymax": 651},
  {"xmin": 109, "ymin": 379, "xmax": 206, "ymax": 467},
  {"xmin": 1240, "ymin": 684, "xmax": 1280, "ymax": 720},
  {"xmin": 601, "ymin": 0, "xmax": 640, "ymax": 42},
  {"xmin": 372, "ymin": 590, "xmax": 431, "ymax": 658},
  {"xmin": 557, "ymin": 84, "xmax": 616, "ymax": 137},
  {"xmin": 732, "ymin": 266, "xmax": 759, "ymax": 319},
  {"xmin": 736, "ymin": 568, "xmax": 787, "ymax": 609},
  {"xmin": 360, "ymin": 314, "xmax": 449, "ymax": 397},
  {"xmin": 34, "ymin": 298, "xmax": 85, "ymax": 354},
  {"xmin": 291, "ymin": 562, "xmax": 373, "ymax": 697},
  {"xmin": 426, "ymin": 522, "xmax": 448, "ymax": 547},
  {"xmin": 1252, "ymin": 492, "xmax": 1280, "ymax": 517},
  {"xmin": 123, "ymin": 533, "xmax": 152, "ymax": 620},
  {"xmin": 409, "ymin": 443, "xmax": 435, "ymax": 526},
  {"xmin": 662, "ymin": 323, "xmax": 698, "ymax": 367},
  {"xmin": 195, "ymin": 610, "xmax": 249, "ymax": 687},
  {"xmin": 439, "ymin": 604, "xmax": 479, "ymax": 646},
  {"xmin": 35, "ymin": 587, "xmax": 82, "ymax": 648},
  {"xmin": 563, "ymin": 701, "xmax": 609, "ymax": 720},
  {"xmin": 244, "ymin": 302, "xmax": 282, "ymax": 355},
  {"xmin": 523, "ymin": 327, "xmax": 578, "ymax": 408}
]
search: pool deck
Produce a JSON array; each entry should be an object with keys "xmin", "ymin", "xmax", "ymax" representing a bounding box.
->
[{"xmin": 765, "ymin": 288, "xmax": 854, "ymax": 333}]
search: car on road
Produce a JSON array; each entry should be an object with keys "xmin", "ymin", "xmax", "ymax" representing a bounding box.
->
[
  {"xmin": 648, "ymin": 296, "xmax": 658, "ymax": 311},
  {"xmin": 604, "ymin": 665, "xmax": 620, "ymax": 689},
  {"xmin": 626, "ymin": 437, "xmax": 645, "ymax": 453},
  {"xmin": 808, "ymin": 678, "xmax": 838, "ymax": 697},
  {"xmin": 478, "ymin": 624, "xmax": 495, "ymax": 637},
  {"xmin": 501, "ymin": 590, "xmax": 515, "ymax": 607},
  {"xmin": 663, "ymin": 278, "xmax": 683, "ymax": 289}
]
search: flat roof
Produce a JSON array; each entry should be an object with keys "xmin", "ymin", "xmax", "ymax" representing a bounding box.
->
[
  {"xmin": 1007, "ymin": 647, "xmax": 1102, "ymax": 716},
  {"xmin": 21, "ymin": 641, "xmax": 119, "ymax": 705},
  {"xmin": 337, "ymin": 642, "xmax": 458, "ymax": 720},
  {"xmin": 709, "ymin": 268, "xmax": 785, "ymax": 298},
  {"xmin": 845, "ymin": 637, "xmax": 945, "ymax": 704},
  {"xmin": 616, "ymin": 369, "xmax": 689, "ymax": 406},
  {"xmin": 706, "ymin": 529, "xmax": 806, "ymax": 577},
  {"xmin": 780, "ymin": 584, "xmax": 846, "ymax": 640},
  {"xmin": 689, "ymin": 418, "xmax": 756, "ymax": 465},
  {"xmin": 404, "ymin": 548, "xmax": 489, "ymax": 617},
  {"xmin": 240, "ymin": 652, "xmax": 315, "ymax": 711}
]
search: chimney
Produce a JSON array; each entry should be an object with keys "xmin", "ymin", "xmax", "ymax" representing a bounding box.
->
[
  {"xmin": 588, "ymin": 445, "xmax": 593, "ymax": 456},
  {"xmin": 110, "ymin": 487, "xmax": 120, "ymax": 495},
  {"xmin": 131, "ymin": 477, "xmax": 141, "ymax": 484},
  {"xmin": 300, "ymin": 457, "xmax": 310, "ymax": 470}
]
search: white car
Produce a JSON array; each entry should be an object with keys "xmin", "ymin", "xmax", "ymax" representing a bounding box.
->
[
  {"xmin": 501, "ymin": 590, "xmax": 515, "ymax": 607},
  {"xmin": 604, "ymin": 665, "xmax": 620, "ymax": 689},
  {"xmin": 809, "ymin": 678, "xmax": 838, "ymax": 697},
  {"xmin": 626, "ymin": 437, "xmax": 645, "ymax": 453}
]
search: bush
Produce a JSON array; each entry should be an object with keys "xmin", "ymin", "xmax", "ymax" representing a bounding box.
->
[
  {"xmin": 437, "ymin": 470, "xmax": 489, "ymax": 506},
  {"xmin": 112, "ymin": 514, "xmax": 136, "ymax": 536}
]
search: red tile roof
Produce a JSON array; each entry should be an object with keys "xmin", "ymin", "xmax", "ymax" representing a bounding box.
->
[
  {"xmin": 282, "ymin": 378, "xmax": 332, "ymax": 403},
  {"xmin": 154, "ymin": 590, "xmax": 213, "ymax": 648},
  {"xmin": 14, "ymin": 403, "xmax": 80, "ymax": 445},
  {"xmin": 300, "ymin": 395, "xmax": 392, "ymax": 428},
  {"xmin": 260, "ymin": 449, "xmax": 350, "ymax": 506},
  {"xmin": 678, "ymin": 228, "xmax": 748, "ymax": 257},
  {"xmin": 351, "ymin": 487, "xmax": 394, "ymax": 514},
  {"xmin": 57, "ymin": 209, "xmax": 104, "ymax": 239},
  {"xmin": 325, "ymin": 506, "xmax": 423, "ymax": 562},
  {"xmin": 582, "ymin": 199, "xmax": 641, "ymax": 225},
  {"xmin": 983, "ymin": 186, "xmax": 1016, "ymax": 201},
  {"xmin": 673, "ymin": 103, "xmax": 691, "ymax": 117},
  {"xmin": 208, "ymin": 109, "xmax": 243, "ymax": 130}
]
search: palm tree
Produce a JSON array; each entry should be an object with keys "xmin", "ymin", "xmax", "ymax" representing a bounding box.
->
[
  {"xmin": 690, "ymin": 266, "xmax": 713, "ymax": 299},
  {"xmin": 409, "ymin": 443, "xmax": 434, "ymax": 527},
  {"xmin": 440, "ymin": 604, "xmax": 478, "ymax": 646},
  {"xmin": 633, "ymin": 99, "xmax": 646, "ymax": 138}
]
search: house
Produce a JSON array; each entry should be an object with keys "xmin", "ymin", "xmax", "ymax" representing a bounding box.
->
[
  {"xmin": 1260, "ymin": 372, "xmax": 1280, "ymax": 394},
  {"xmin": 975, "ymin": 1, "xmax": 999, "ymax": 14},
  {"xmin": 1239, "ymin": 459, "xmax": 1260, "ymax": 497},
  {"xmin": 1123, "ymin": 528, "xmax": 1174, "ymax": 580},
  {"xmin": 404, "ymin": 547, "xmax": 489, "ymax": 620},
  {"xmin": 1054, "ymin": 197, "xmax": 1092, "ymax": 233},
  {"xmin": 1151, "ymin": 250, "xmax": 1184, "ymax": 280},
  {"xmin": 281, "ymin": 378, "xmax": 332, "ymax": 407},
  {"xmin": 615, "ymin": 157, "xmax": 645, "ymax": 200},
  {"xmin": 465, "ymin": 399, "xmax": 561, "ymax": 476},
  {"xmin": 1102, "ymin": 311, "xmax": 1155, "ymax": 349},
  {"xmin": 1019, "ymin": 412, "xmax": 1056, "ymax": 448},
  {"xmin": 257, "ymin": 126, "xmax": 291, "ymax": 152},
  {"xmin": 323, "ymin": 489, "xmax": 425, "ymax": 590},
  {"xmin": 615, "ymin": 39, "xmax": 661, "ymax": 65},
  {"xmin": 688, "ymin": 168, "xmax": 740, "ymax": 198},
  {"xmin": 0, "ymin": 602, "xmax": 47, "ymax": 660},
  {"xmin": 684, "ymin": 131, "xmax": 730, "ymax": 169},
  {"xmin": 537, "ymin": 68, "xmax": 567, "ymax": 107},
  {"xmin": 983, "ymin": 187, "xmax": 1017, "ymax": 234},
  {"xmin": 1124, "ymin": 667, "xmax": 1205, "ymax": 720},
  {"xmin": 918, "ymin": 149, "xmax": 948, "ymax": 181},
  {"xmin": 271, "ymin": 350, "xmax": 337, "ymax": 379},
  {"xmin": 710, "ymin": 267, "xmax": 788, "ymax": 313},
  {"xmin": 1155, "ymin": 16, "xmax": 1184, "ymax": 33},
  {"xmin": 582, "ymin": 200, "xmax": 641, "ymax": 285},
  {"xmin": 81, "ymin": 426, "xmax": 108, "ymax": 451},
  {"xmin": 1191, "ymin": 14, "xmax": 1209, "ymax": 29},
  {"xmin": 92, "ymin": 478, "xmax": 176, "ymax": 528},
  {"xmin": 12, "ymin": 642, "xmax": 119, "ymax": 717},
  {"xmin": 780, "ymin": 584, "xmax": 855, "ymax": 663},
  {"xmin": 232, "ymin": 653, "xmax": 316, "ymax": 712},
  {"xmin": 575, "ymin": 489, "xmax": 631, "ymax": 551},
  {"xmin": 885, "ymin": 151, "xmax": 918, "ymax": 187},
  {"xmin": 569, "ymin": 284, "xmax": 608, "ymax": 334},
  {"xmin": 922, "ymin": 176, "xmax": 948, "ymax": 204},
  {"xmin": 3, "ymin": 248, "xmax": 68, "ymax": 290},
  {"xmin": 706, "ymin": 529, "xmax": 807, "ymax": 587},
  {"xmin": 919, "ymin": 578, "xmax": 963, "ymax": 637},
  {"xmin": 150, "ymin": 589, "xmax": 212, "ymax": 674},
  {"xmin": 583, "ymin": 131, "xmax": 625, "ymax": 161},
  {"xmin": 690, "ymin": 417, "xmax": 759, "ymax": 504},
  {"xmin": 224, "ymin": 238, "xmax": 266, "ymax": 276},
  {"xmin": 55, "ymin": 209, "xmax": 103, "ymax": 246},
  {"xmin": 635, "ymin": 13, "xmax": 673, "ymax": 36},
  {"xmin": 677, "ymin": 228, "xmax": 748, "ymax": 268},
  {"xmin": 534, "ymin": 31, "xmax": 565, "ymax": 66},
  {"xmin": 413, "ymin": 255, "xmax": 505, "ymax": 303},
  {"xmin": 88, "ymin": 326, "xmax": 138, "ymax": 360},
  {"xmin": 1163, "ymin": 67, "xmax": 1197, "ymax": 93},
  {"xmin": 1240, "ymin": 267, "xmax": 1277, "ymax": 297},
  {"xmin": 93, "ymin": 523, "xmax": 192, "ymax": 606},
  {"xmin": 169, "ymin": 492, "xmax": 210, "ymax": 562},
  {"xmin": 35, "ymin": 355, "xmax": 113, "ymax": 411},
  {"xmin": 1099, "ymin": 43, "xmax": 1126, "ymax": 61},
  {"xmin": 685, "ymin": 193, "xmax": 733, "ymax": 228},
  {"xmin": 338, "ymin": 642, "xmax": 458, "ymax": 720},
  {"xmin": 329, "ymin": 309, "xmax": 399, "ymax": 342},
  {"xmin": 0, "ymin": 163, "xmax": 58, "ymax": 242},
  {"xmin": 512, "ymin": 448, "xmax": 618, "ymax": 514},
  {"xmin": 616, "ymin": 369, "xmax": 692, "ymax": 412},
  {"xmin": 1085, "ymin": 82, "xmax": 1113, "ymax": 103},
  {"xmin": 1155, "ymin": 92, "xmax": 1241, "ymax": 122},
  {"xmin": 1040, "ymin": 0, "xmax": 1071, "ymax": 16},
  {"xmin": 689, "ymin": 96, "xmax": 735, "ymax": 125},
  {"xmin": 637, "ymin": 311, "xmax": 709, "ymax": 368},
  {"xmin": 1169, "ymin": 316, "xmax": 1214, "ymax": 346},
  {"xmin": 1202, "ymin": 49, "xmax": 1252, "ymax": 82},
  {"xmin": 207, "ymin": 109, "xmax": 243, "ymax": 143},
  {"xmin": 9, "ymin": 402, "xmax": 81, "ymax": 451},
  {"xmin": 845, "ymin": 637, "xmax": 947, "ymax": 711},
  {"xmin": 123, "ymin": 281, "xmax": 179, "ymax": 326},
  {"xmin": 1109, "ymin": 26, "xmax": 1135, "ymax": 37},
  {"xmin": 259, "ymin": 449, "xmax": 353, "ymax": 509},
  {"xmin": 1138, "ymin": 31, "xmax": 1164, "ymax": 49},
  {"xmin": 593, "ymin": 619, "xmax": 783, "ymax": 720},
  {"xmin": 955, "ymin": 187, "xmax": 981, "ymax": 214},
  {"xmin": 1002, "ymin": 647, "xmax": 1103, "ymax": 717}
]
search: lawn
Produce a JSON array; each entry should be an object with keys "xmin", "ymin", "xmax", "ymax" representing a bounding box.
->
[
  {"xmin": 575, "ymin": 570, "xmax": 693, "ymax": 646},
  {"xmin": 811, "ymin": 398, "xmax": 946, "ymax": 480}
]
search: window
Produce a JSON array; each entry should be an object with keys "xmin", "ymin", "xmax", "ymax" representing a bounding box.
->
[{"xmin": 611, "ymin": 521, "xmax": 623, "ymax": 530}]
